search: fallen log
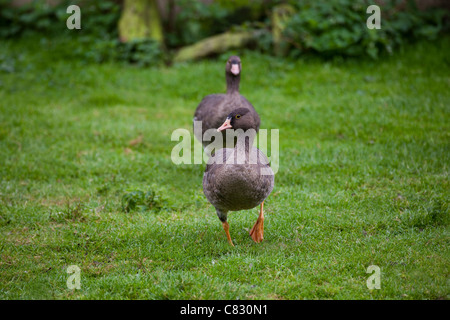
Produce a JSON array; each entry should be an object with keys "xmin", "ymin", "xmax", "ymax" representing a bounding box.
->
[{"xmin": 173, "ymin": 30, "xmax": 262, "ymax": 63}]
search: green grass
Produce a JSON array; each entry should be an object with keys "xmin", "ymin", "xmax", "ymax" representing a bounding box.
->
[{"xmin": 0, "ymin": 35, "xmax": 449, "ymax": 300}]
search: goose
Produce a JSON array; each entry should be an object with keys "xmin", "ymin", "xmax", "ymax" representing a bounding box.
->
[
  {"xmin": 202, "ymin": 108, "xmax": 274, "ymax": 246},
  {"xmin": 194, "ymin": 56, "xmax": 260, "ymax": 149}
]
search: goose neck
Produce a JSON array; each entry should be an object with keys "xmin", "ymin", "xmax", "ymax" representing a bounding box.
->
[
  {"xmin": 226, "ymin": 73, "xmax": 240, "ymax": 95},
  {"xmin": 234, "ymin": 130, "xmax": 256, "ymax": 157}
]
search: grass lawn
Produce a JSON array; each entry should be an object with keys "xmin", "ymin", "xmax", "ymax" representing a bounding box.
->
[{"xmin": 0, "ymin": 35, "xmax": 449, "ymax": 300}]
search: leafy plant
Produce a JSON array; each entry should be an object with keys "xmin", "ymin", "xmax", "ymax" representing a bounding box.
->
[
  {"xmin": 49, "ymin": 201, "xmax": 87, "ymax": 222},
  {"xmin": 0, "ymin": 0, "xmax": 164, "ymax": 66},
  {"xmin": 282, "ymin": 0, "xmax": 448, "ymax": 59},
  {"xmin": 0, "ymin": 0, "xmax": 121, "ymax": 38},
  {"xmin": 116, "ymin": 39, "xmax": 164, "ymax": 67},
  {"xmin": 121, "ymin": 188, "xmax": 170, "ymax": 213},
  {"xmin": 0, "ymin": 0, "xmax": 59, "ymax": 37},
  {"xmin": 164, "ymin": 0, "xmax": 279, "ymax": 48}
]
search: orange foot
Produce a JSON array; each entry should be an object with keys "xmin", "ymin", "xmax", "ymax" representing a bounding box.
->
[
  {"xmin": 222, "ymin": 221, "xmax": 235, "ymax": 247},
  {"xmin": 249, "ymin": 202, "xmax": 264, "ymax": 243}
]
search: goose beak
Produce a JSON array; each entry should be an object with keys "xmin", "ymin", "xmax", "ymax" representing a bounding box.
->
[
  {"xmin": 217, "ymin": 118, "xmax": 232, "ymax": 132},
  {"xmin": 230, "ymin": 64, "xmax": 240, "ymax": 75}
]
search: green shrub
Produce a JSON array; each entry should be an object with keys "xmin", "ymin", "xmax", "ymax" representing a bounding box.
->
[
  {"xmin": 165, "ymin": 0, "xmax": 279, "ymax": 48},
  {"xmin": 0, "ymin": 0, "xmax": 164, "ymax": 66},
  {"xmin": 0, "ymin": 0, "xmax": 121, "ymax": 38},
  {"xmin": 0, "ymin": 0, "xmax": 60, "ymax": 37},
  {"xmin": 116, "ymin": 38, "xmax": 164, "ymax": 67},
  {"xmin": 282, "ymin": 0, "xmax": 448, "ymax": 58},
  {"xmin": 1, "ymin": 0, "xmax": 447, "ymax": 62},
  {"xmin": 71, "ymin": 37, "xmax": 163, "ymax": 66}
]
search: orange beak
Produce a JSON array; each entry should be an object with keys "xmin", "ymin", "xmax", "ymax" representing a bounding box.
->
[
  {"xmin": 217, "ymin": 118, "xmax": 232, "ymax": 132},
  {"xmin": 230, "ymin": 64, "xmax": 240, "ymax": 75}
]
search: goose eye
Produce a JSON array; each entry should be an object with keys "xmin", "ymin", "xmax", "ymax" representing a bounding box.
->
[{"xmin": 235, "ymin": 114, "xmax": 241, "ymax": 119}]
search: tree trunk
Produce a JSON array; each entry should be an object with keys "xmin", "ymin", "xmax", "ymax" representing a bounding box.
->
[
  {"xmin": 118, "ymin": 0, "xmax": 164, "ymax": 43},
  {"xmin": 272, "ymin": 4, "xmax": 295, "ymax": 57}
]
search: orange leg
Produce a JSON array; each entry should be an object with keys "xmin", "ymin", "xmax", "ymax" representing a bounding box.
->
[
  {"xmin": 222, "ymin": 221, "xmax": 235, "ymax": 247},
  {"xmin": 249, "ymin": 201, "xmax": 264, "ymax": 243}
]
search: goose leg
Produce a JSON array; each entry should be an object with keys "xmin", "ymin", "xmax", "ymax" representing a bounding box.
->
[
  {"xmin": 222, "ymin": 221, "xmax": 235, "ymax": 247},
  {"xmin": 250, "ymin": 201, "xmax": 264, "ymax": 243}
]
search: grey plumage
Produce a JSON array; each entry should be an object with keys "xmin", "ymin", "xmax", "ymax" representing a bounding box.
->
[
  {"xmin": 203, "ymin": 146, "xmax": 274, "ymax": 222},
  {"xmin": 202, "ymin": 108, "xmax": 274, "ymax": 244}
]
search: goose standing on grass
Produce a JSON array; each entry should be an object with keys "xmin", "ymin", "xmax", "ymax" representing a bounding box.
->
[
  {"xmin": 194, "ymin": 56, "xmax": 260, "ymax": 148},
  {"xmin": 202, "ymin": 108, "xmax": 274, "ymax": 246}
]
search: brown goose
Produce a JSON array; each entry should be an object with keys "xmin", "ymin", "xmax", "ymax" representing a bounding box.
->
[
  {"xmin": 194, "ymin": 56, "xmax": 260, "ymax": 148},
  {"xmin": 202, "ymin": 108, "xmax": 274, "ymax": 246}
]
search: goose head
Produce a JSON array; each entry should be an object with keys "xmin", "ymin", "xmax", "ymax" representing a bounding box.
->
[
  {"xmin": 226, "ymin": 56, "xmax": 241, "ymax": 76},
  {"xmin": 217, "ymin": 108, "xmax": 255, "ymax": 132}
]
